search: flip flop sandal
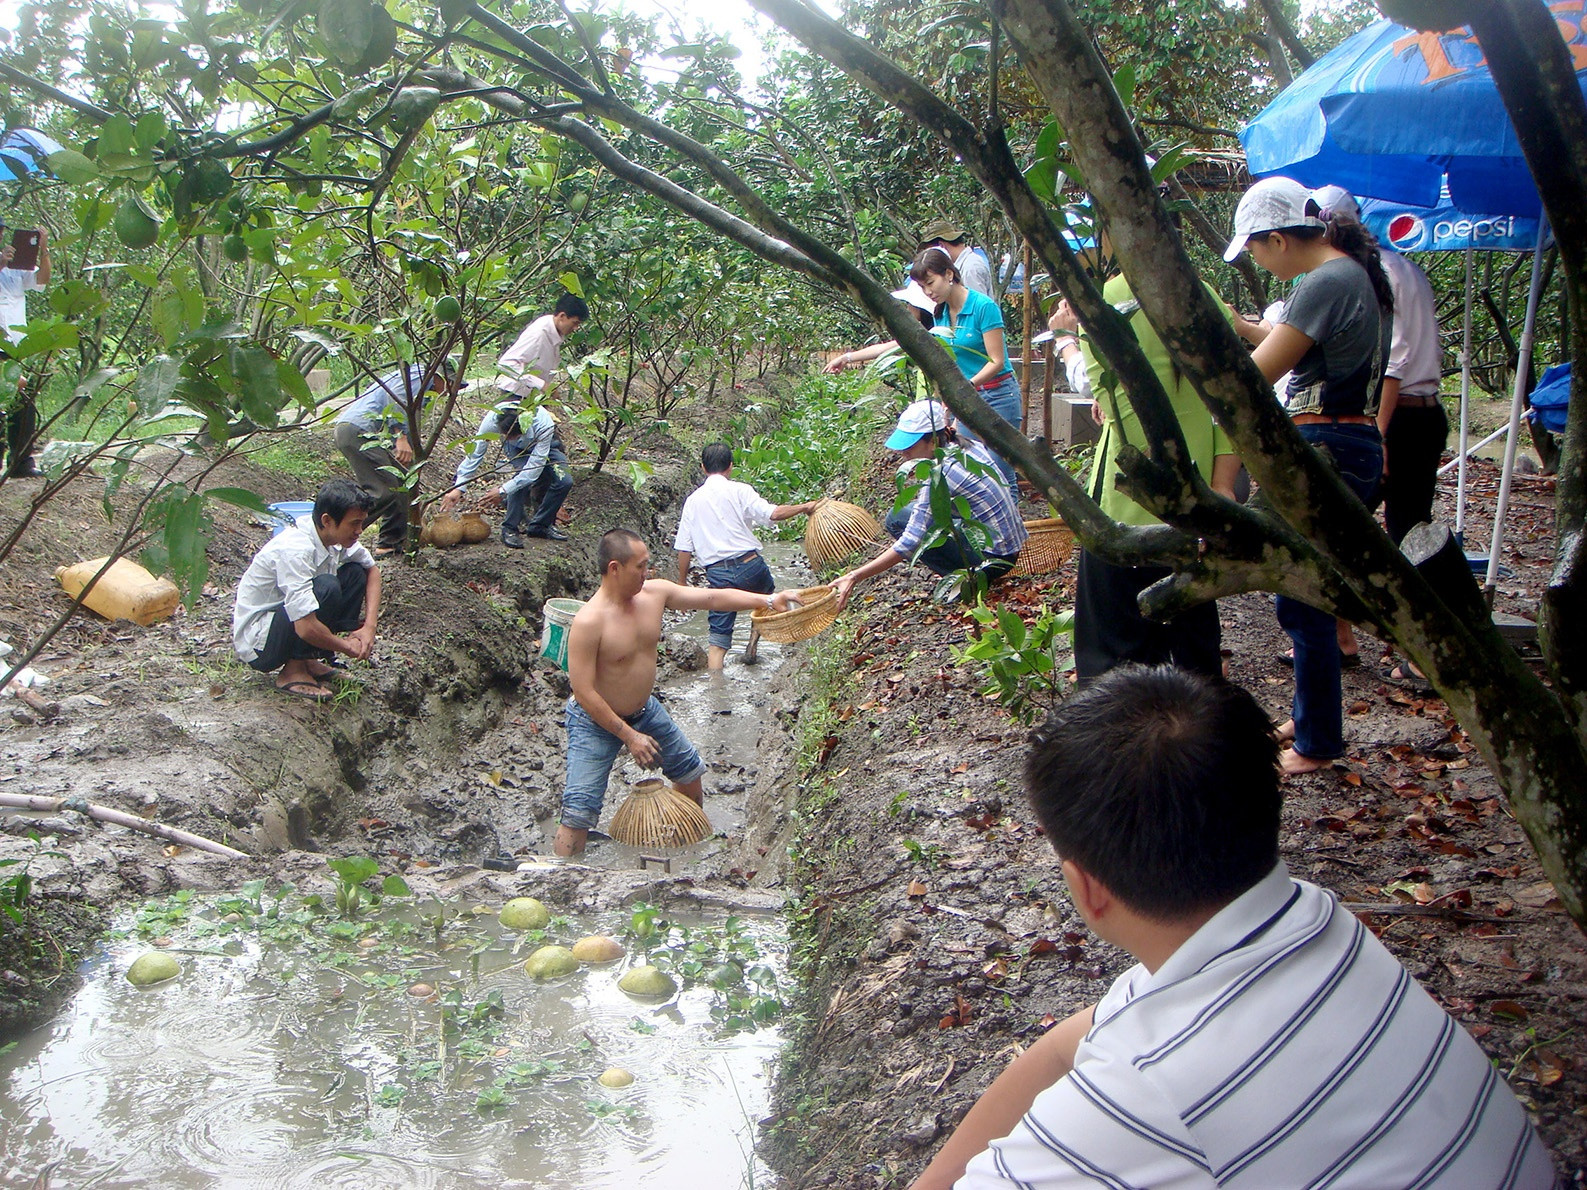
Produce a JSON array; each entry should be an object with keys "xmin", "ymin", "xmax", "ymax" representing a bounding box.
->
[
  {"xmin": 1277, "ymin": 648, "xmax": 1360, "ymax": 669},
  {"xmin": 277, "ymin": 679, "xmax": 332, "ymax": 702},
  {"xmin": 1380, "ymin": 663, "xmax": 1434, "ymax": 696}
]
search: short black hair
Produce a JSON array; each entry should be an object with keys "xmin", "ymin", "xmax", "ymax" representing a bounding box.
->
[
  {"xmin": 314, "ymin": 478, "xmax": 376, "ymax": 526},
  {"xmin": 554, "ymin": 293, "xmax": 590, "ymax": 320},
  {"xmin": 701, "ymin": 443, "xmax": 733, "ymax": 474},
  {"xmin": 598, "ymin": 527, "xmax": 645, "ymax": 572},
  {"xmin": 1025, "ymin": 665, "xmax": 1280, "ymax": 921}
]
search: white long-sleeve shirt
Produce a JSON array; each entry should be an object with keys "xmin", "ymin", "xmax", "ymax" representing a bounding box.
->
[
  {"xmin": 452, "ymin": 406, "xmax": 556, "ymax": 496},
  {"xmin": 495, "ymin": 314, "xmax": 564, "ymax": 397}
]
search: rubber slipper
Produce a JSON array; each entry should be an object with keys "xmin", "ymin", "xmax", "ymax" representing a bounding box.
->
[
  {"xmin": 1380, "ymin": 664, "xmax": 1433, "ymax": 696},
  {"xmin": 277, "ymin": 679, "xmax": 332, "ymax": 702},
  {"xmin": 1277, "ymin": 648, "xmax": 1360, "ymax": 669}
]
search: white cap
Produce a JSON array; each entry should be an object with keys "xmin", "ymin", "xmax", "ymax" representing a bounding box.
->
[
  {"xmin": 885, "ymin": 399, "xmax": 953, "ymax": 450},
  {"xmin": 890, "ymin": 280, "xmax": 935, "ymax": 313},
  {"xmin": 1223, "ymin": 176, "xmax": 1324, "ymax": 262},
  {"xmin": 1311, "ymin": 184, "xmax": 1361, "ymax": 222}
]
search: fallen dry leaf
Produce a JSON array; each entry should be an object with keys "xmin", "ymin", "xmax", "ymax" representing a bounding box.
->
[{"xmin": 907, "ymin": 880, "xmax": 927, "ymax": 897}]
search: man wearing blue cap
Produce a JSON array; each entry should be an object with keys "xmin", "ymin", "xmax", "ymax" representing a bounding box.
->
[{"xmin": 832, "ymin": 400, "xmax": 1026, "ymax": 609}]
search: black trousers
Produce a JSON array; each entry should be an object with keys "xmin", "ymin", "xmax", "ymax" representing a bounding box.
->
[
  {"xmin": 248, "ymin": 563, "xmax": 368, "ymax": 673},
  {"xmin": 1382, "ymin": 402, "xmax": 1449, "ymax": 545},
  {"xmin": 1074, "ymin": 549, "xmax": 1222, "ymax": 685},
  {"xmin": 334, "ymin": 421, "xmax": 409, "ymax": 550},
  {"xmin": 3, "ymin": 374, "xmax": 36, "ymax": 477}
]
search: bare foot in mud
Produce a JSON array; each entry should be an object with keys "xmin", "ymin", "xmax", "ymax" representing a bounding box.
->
[{"xmin": 1280, "ymin": 746, "xmax": 1333, "ymax": 775}]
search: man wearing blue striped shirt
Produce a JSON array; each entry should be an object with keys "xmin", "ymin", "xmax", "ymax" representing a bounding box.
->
[
  {"xmin": 832, "ymin": 401, "xmax": 1026, "ymax": 610},
  {"xmin": 914, "ymin": 665, "xmax": 1556, "ymax": 1190}
]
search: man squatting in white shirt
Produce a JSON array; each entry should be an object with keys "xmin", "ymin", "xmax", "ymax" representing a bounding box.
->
[
  {"xmin": 673, "ymin": 443, "xmax": 819, "ymax": 670},
  {"xmin": 910, "ymin": 664, "xmax": 1556, "ymax": 1190}
]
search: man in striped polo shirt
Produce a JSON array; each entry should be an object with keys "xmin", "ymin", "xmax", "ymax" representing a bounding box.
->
[{"xmin": 913, "ymin": 665, "xmax": 1556, "ymax": 1190}]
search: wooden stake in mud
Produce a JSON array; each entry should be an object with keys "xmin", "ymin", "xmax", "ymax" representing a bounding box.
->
[{"xmin": 1020, "ymin": 242, "xmax": 1034, "ymax": 434}]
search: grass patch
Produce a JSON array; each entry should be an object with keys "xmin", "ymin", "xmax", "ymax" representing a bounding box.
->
[{"xmin": 246, "ymin": 434, "xmax": 335, "ymax": 484}]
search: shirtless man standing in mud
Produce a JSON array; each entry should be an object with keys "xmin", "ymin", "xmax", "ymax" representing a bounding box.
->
[{"xmin": 554, "ymin": 528, "xmax": 800, "ymax": 856}]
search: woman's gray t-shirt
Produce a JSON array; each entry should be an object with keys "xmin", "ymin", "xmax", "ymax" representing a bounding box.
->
[{"xmin": 1280, "ymin": 256, "xmax": 1390, "ymax": 418}]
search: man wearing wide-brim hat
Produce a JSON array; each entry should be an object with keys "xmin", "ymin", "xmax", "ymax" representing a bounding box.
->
[
  {"xmin": 919, "ymin": 218, "xmax": 993, "ymax": 297},
  {"xmin": 831, "ymin": 400, "xmax": 1026, "ymax": 609}
]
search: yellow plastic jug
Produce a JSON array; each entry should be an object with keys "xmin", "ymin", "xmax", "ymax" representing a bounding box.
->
[{"xmin": 55, "ymin": 557, "xmax": 180, "ymax": 626}]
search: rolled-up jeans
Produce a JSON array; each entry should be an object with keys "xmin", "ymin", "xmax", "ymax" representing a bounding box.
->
[
  {"xmin": 1276, "ymin": 422, "xmax": 1382, "ymax": 760},
  {"xmin": 953, "ymin": 372, "xmax": 1023, "ymax": 491},
  {"xmin": 561, "ymin": 696, "xmax": 706, "ymax": 830},
  {"xmin": 702, "ymin": 551, "xmax": 774, "ymax": 649}
]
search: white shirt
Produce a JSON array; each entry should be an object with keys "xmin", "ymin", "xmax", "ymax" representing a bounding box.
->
[
  {"xmin": 453, "ymin": 405, "xmax": 556, "ymax": 496},
  {"xmin": 496, "ymin": 314, "xmax": 564, "ymax": 397},
  {"xmin": 951, "ymin": 244, "xmax": 994, "ymax": 297},
  {"xmin": 674, "ymin": 473, "xmax": 777, "ymax": 565},
  {"xmin": 960, "ymin": 865, "xmax": 1556, "ymax": 1189},
  {"xmin": 1382, "ymin": 251, "xmax": 1443, "ymax": 397},
  {"xmin": 231, "ymin": 519, "xmax": 374, "ymax": 662},
  {"xmin": 0, "ymin": 267, "xmax": 42, "ymax": 343}
]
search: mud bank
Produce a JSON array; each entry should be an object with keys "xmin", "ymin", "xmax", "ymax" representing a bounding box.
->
[{"xmin": 763, "ymin": 461, "xmax": 1587, "ymax": 1187}]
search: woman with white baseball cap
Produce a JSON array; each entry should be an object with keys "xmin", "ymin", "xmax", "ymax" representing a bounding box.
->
[{"xmin": 1225, "ymin": 175, "xmax": 1394, "ymax": 774}]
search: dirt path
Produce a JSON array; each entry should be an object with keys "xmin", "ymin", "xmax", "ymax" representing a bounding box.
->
[{"xmin": 763, "ymin": 455, "xmax": 1587, "ymax": 1187}]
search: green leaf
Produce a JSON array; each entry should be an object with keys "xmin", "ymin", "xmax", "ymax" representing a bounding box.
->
[
  {"xmin": 328, "ymin": 856, "xmax": 380, "ymax": 884},
  {"xmin": 47, "ymin": 149, "xmax": 101, "ymax": 185},
  {"xmin": 557, "ymin": 271, "xmax": 584, "ymax": 298},
  {"xmin": 136, "ymin": 354, "xmax": 181, "ymax": 417},
  {"xmin": 229, "ymin": 344, "xmax": 284, "ymax": 426},
  {"xmin": 382, "ymin": 874, "xmax": 412, "ymax": 897},
  {"xmin": 318, "ymin": 0, "xmax": 376, "ymax": 64},
  {"xmin": 205, "ymin": 486, "xmax": 271, "ymax": 515},
  {"xmin": 1112, "ymin": 62, "xmax": 1137, "ymax": 110},
  {"xmin": 159, "ymin": 486, "xmax": 211, "ymax": 608}
]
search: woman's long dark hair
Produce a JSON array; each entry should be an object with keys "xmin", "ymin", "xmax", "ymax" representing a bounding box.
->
[
  {"xmin": 908, "ymin": 247, "xmax": 962, "ymax": 322},
  {"xmin": 1276, "ymin": 200, "xmax": 1394, "ymax": 314}
]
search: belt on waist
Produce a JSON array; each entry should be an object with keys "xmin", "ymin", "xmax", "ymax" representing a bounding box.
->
[
  {"xmin": 1291, "ymin": 413, "xmax": 1376, "ymax": 427},
  {"xmin": 705, "ymin": 549, "xmax": 761, "ymax": 566},
  {"xmin": 974, "ymin": 375, "xmax": 1012, "ymax": 392},
  {"xmin": 1393, "ymin": 393, "xmax": 1443, "ymax": 408}
]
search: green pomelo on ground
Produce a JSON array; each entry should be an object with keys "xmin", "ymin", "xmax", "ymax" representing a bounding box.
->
[
  {"xmin": 113, "ymin": 198, "xmax": 159, "ymax": 250},
  {"xmin": 126, "ymin": 951, "xmax": 180, "ymax": 986},
  {"xmin": 499, "ymin": 896, "xmax": 550, "ymax": 930},
  {"xmin": 617, "ymin": 965, "xmax": 677, "ymax": 998},
  {"xmin": 524, "ymin": 945, "xmax": 579, "ymax": 979},
  {"xmin": 572, "ymin": 935, "xmax": 623, "ymax": 963},
  {"xmin": 597, "ymin": 1067, "xmax": 634, "ymax": 1088}
]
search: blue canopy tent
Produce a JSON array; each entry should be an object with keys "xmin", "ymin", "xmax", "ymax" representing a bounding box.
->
[
  {"xmin": 1239, "ymin": 3, "xmax": 1583, "ymax": 595},
  {"xmin": 0, "ymin": 129, "xmax": 62, "ymax": 182}
]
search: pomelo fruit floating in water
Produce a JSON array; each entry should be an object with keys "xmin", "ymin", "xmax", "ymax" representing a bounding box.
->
[
  {"xmin": 524, "ymin": 945, "xmax": 579, "ymax": 979},
  {"xmin": 572, "ymin": 935, "xmax": 623, "ymax": 963},
  {"xmin": 617, "ymin": 965, "xmax": 677, "ymax": 998},
  {"xmin": 499, "ymin": 897, "xmax": 550, "ymax": 930},
  {"xmin": 597, "ymin": 1067, "xmax": 634, "ymax": 1088},
  {"xmin": 126, "ymin": 952, "xmax": 180, "ymax": 986}
]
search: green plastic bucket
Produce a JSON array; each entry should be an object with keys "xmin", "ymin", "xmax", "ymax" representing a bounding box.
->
[{"xmin": 540, "ymin": 599, "xmax": 585, "ymax": 670}]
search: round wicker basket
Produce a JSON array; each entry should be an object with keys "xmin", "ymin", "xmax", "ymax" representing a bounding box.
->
[
  {"xmin": 804, "ymin": 500, "xmax": 884, "ymax": 570},
  {"xmin": 608, "ymin": 778, "xmax": 712, "ymax": 848},
  {"xmin": 1008, "ymin": 518, "xmax": 1076, "ymax": 578},
  {"xmin": 751, "ymin": 585, "xmax": 840, "ymax": 644}
]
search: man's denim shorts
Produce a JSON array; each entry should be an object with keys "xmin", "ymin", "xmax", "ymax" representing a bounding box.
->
[{"xmin": 561, "ymin": 695, "xmax": 706, "ymax": 830}]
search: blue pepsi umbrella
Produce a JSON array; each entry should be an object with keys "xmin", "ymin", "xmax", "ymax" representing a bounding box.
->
[
  {"xmin": 0, "ymin": 128, "xmax": 63, "ymax": 182},
  {"xmin": 1240, "ymin": 9, "xmax": 1585, "ymax": 218}
]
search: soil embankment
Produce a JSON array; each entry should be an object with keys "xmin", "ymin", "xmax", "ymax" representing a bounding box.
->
[{"xmin": 763, "ymin": 456, "xmax": 1587, "ymax": 1187}]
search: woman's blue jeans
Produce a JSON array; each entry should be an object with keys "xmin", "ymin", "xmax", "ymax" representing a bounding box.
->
[
  {"xmin": 954, "ymin": 373, "xmax": 1022, "ymax": 490},
  {"xmin": 1276, "ymin": 422, "xmax": 1382, "ymax": 760}
]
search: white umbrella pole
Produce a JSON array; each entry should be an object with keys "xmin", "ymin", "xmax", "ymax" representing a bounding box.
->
[
  {"xmin": 1484, "ymin": 215, "xmax": 1550, "ymax": 598},
  {"xmin": 1456, "ymin": 246, "xmax": 1474, "ymax": 536}
]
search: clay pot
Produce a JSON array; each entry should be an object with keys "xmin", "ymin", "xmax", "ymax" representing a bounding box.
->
[
  {"xmin": 428, "ymin": 515, "xmax": 464, "ymax": 548},
  {"xmin": 459, "ymin": 512, "xmax": 490, "ymax": 543}
]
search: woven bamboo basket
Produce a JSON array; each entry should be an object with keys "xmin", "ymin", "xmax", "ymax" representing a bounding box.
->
[
  {"xmin": 609, "ymin": 778, "xmax": 712, "ymax": 848},
  {"xmin": 751, "ymin": 585, "xmax": 840, "ymax": 644},
  {"xmin": 804, "ymin": 500, "xmax": 884, "ymax": 570},
  {"xmin": 1008, "ymin": 518, "xmax": 1076, "ymax": 578}
]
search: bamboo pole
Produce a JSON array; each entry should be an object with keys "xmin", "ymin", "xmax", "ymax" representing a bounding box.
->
[
  {"xmin": 0, "ymin": 792, "xmax": 251, "ymax": 859},
  {"xmin": 1020, "ymin": 242, "xmax": 1034, "ymax": 434}
]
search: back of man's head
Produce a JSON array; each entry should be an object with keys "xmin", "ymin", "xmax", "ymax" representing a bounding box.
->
[
  {"xmin": 314, "ymin": 478, "xmax": 375, "ymax": 527},
  {"xmin": 1025, "ymin": 665, "xmax": 1280, "ymax": 921},
  {"xmin": 701, "ymin": 443, "xmax": 733, "ymax": 474},
  {"xmin": 597, "ymin": 527, "xmax": 645, "ymax": 572},
  {"xmin": 554, "ymin": 293, "xmax": 590, "ymax": 321}
]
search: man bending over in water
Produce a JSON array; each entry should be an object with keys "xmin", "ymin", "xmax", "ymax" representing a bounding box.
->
[{"xmin": 556, "ymin": 528, "xmax": 800, "ymax": 856}]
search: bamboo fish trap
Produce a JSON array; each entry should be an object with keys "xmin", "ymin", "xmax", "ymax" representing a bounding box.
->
[
  {"xmin": 804, "ymin": 499, "xmax": 884, "ymax": 570},
  {"xmin": 608, "ymin": 778, "xmax": 712, "ymax": 848},
  {"xmin": 1008, "ymin": 518, "xmax": 1076, "ymax": 578},
  {"xmin": 751, "ymin": 585, "xmax": 840, "ymax": 644}
]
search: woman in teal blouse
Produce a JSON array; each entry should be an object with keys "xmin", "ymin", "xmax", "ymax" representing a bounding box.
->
[{"xmin": 828, "ymin": 247, "xmax": 1022, "ymax": 489}]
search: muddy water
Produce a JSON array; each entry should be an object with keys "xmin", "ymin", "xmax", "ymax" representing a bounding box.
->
[
  {"xmin": 0, "ymin": 542, "xmax": 818, "ymax": 1189},
  {"xmin": 0, "ymin": 904, "xmax": 783, "ymax": 1188}
]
